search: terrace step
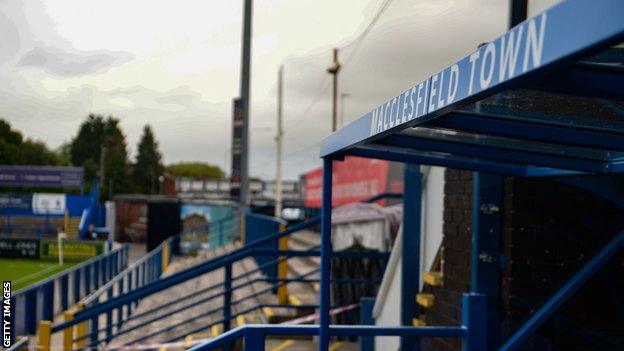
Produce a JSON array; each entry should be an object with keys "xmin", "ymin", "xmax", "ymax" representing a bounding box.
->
[
  {"xmin": 412, "ymin": 315, "xmax": 427, "ymax": 327},
  {"xmin": 423, "ymin": 271, "xmax": 443, "ymax": 287},
  {"xmin": 416, "ymin": 293, "xmax": 434, "ymax": 309}
]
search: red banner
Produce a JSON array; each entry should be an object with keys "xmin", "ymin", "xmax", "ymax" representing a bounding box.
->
[{"xmin": 304, "ymin": 157, "xmax": 391, "ymax": 208}]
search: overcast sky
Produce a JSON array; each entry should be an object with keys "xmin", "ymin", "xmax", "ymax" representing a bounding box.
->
[{"xmin": 0, "ymin": 0, "xmax": 560, "ymax": 179}]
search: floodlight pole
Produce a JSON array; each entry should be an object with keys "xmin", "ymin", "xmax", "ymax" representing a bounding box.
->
[
  {"xmin": 275, "ymin": 66, "xmax": 284, "ymax": 218},
  {"xmin": 327, "ymin": 48, "xmax": 341, "ymax": 132},
  {"xmin": 239, "ymin": 0, "xmax": 253, "ymax": 210}
]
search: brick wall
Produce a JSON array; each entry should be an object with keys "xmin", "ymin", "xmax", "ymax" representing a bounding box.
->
[
  {"xmin": 422, "ymin": 171, "xmax": 624, "ymax": 351},
  {"xmin": 422, "ymin": 169, "xmax": 472, "ymax": 351}
]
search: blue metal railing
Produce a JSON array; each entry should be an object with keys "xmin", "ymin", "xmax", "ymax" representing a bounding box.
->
[
  {"xmin": 46, "ymin": 193, "xmax": 400, "ymax": 349},
  {"xmin": 77, "ymin": 237, "xmax": 173, "ymax": 344},
  {"xmin": 52, "ymin": 220, "xmax": 387, "ymax": 346},
  {"xmin": 11, "ymin": 243, "xmax": 129, "ymax": 335},
  {"xmin": 187, "ymin": 291, "xmax": 486, "ymax": 351}
]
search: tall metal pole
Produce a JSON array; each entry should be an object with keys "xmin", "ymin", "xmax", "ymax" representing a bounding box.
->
[
  {"xmin": 327, "ymin": 48, "xmax": 341, "ymax": 132},
  {"xmin": 319, "ymin": 157, "xmax": 333, "ymax": 351},
  {"xmin": 509, "ymin": 0, "xmax": 528, "ymax": 27},
  {"xmin": 239, "ymin": 0, "xmax": 253, "ymax": 208},
  {"xmin": 274, "ymin": 66, "xmax": 283, "ymax": 218}
]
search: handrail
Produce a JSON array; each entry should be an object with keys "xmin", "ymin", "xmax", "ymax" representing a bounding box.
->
[
  {"xmin": 14, "ymin": 242, "xmax": 124, "ymax": 295},
  {"xmin": 82, "ymin": 240, "xmax": 166, "ymax": 305},
  {"xmin": 53, "ymin": 218, "xmax": 321, "ymax": 331},
  {"xmin": 119, "ymin": 245, "xmax": 311, "ymax": 324},
  {"xmin": 109, "ymin": 268, "xmax": 323, "ymax": 346},
  {"xmin": 187, "ymin": 324, "xmax": 467, "ymax": 351},
  {"xmin": 76, "ymin": 248, "xmax": 322, "ymax": 342},
  {"xmin": 48, "ymin": 192, "xmax": 402, "ymax": 344},
  {"xmin": 12, "ymin": 243, "xmax": 128, "ymax": 336}
]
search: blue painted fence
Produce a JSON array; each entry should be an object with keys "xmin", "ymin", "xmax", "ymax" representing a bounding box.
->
[
  {"xmin": 11, "ymin": 243, "xmax": 129, "ymax": 336},
  {"xmin": 76, "ymin": 237, "xmax": 172, "ymax": 345},
  {"xmin": 245, "ymin": 213, "xmax": 286, "ymax": 280}
]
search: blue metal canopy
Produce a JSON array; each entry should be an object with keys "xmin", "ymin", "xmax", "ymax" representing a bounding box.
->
[{"xmin": 320, "ymin": 0, "xmax": 624, "ymax": 177}]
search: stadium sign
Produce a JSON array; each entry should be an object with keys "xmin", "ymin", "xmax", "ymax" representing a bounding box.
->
[
  {"xmin": 0, "ymin": 166, "xmax": 83, "ymax": 189},
  {"xmin": 0, "ymin": 238, "xmax": 39, "ymax": 259},
  {"xmin": 40, "ymin": 239, "xmax": 104, "ymax": 261}
]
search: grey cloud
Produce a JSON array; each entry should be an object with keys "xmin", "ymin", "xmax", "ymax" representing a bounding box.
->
[{"xmin": 17, "ymin": 44, "xmax": 134, "ymax": 77}]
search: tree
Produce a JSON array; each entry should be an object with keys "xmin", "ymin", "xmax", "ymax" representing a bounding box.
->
[
  {"xmin": 133, "ymin": 125, "xmax": 164, "ymax": 194},
  {"xmin": 0, "ymin": 119, "xmax": 24, "ymax": 165},
  {"xmin": 0, "ymin": 119, "xmax": 60, "ymax": 166},
  {"xmin": 55, "ymin": 142, "xmax": 73, "ymax": 166},
  {"xmin": 167, "ymin": 162, "xmax": 224, "ymax": 179},
  {"xmin": 19, "ymin": 139, "xmax": 59, "ymax": 166},
  {"xmin": 70, "ymin": 114, "xmax": 132, "ymax": 197}
]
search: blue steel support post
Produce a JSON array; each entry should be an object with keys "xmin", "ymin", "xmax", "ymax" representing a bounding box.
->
[
  {"xmin": 90, "ymin": 316, "xmax": 99, "ymax": 347},
  {"xmin": 471, "ymin": 172, "xmax": 502, "ymax": 350},
  {"xmin": 84, "ymin": 265, "xmax": 91, "ymax": 294},
  {"xmin": 106, "ymin": 286, "xmax": 113, "ymax": 342},
  {"xmin": 74, "ymin": 269, "xmax": 81, "ymax": 302},
  {"xmin": 461, "ymin": 293, "xmax": 487, "ymax": 351},
  {"xmin": 24, "ymin": 290, "xmax": 37, "ymax": 334},
  {"xmin": 116, "ymin": 278, "xmax": 123, "ymax": 331},
  {"xmin": 60, "ymin": 275, "xmax": 68, "ymax": 311},
  {"xmin": 134, "ymin": 266, "xmax": 139, "ymax": 308},
  {"xmin": 93, "ymin": 261, "xmax": 99, "ymax": 289},
  {"xmin": 319, "ymin": 157, "xmax": 333, "ymax": 351},
  {"xmin": 402, "ymin": 164, "xmax": 422, "ymax": 351},
  {"xmin": 42, "ymin": 281, "xmax": 54, "ymax": 321},
  {"xmin": 245, "ymin": 327, "xmax": 265, "ymax": 351},
  {"xmin": 224, "ymin": 263, "xmax": 233, "ymax": 351},
  {"xmin": 360, "ymin": 297, "xmax": 376, "ymax": 351}
]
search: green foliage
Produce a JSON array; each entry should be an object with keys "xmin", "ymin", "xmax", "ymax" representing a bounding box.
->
[
  {"xmin": 70, "ymin": 114, "xmax": 132, "ymax": 197},
  {"xmin": 133, "ymin": 125, "xmax": 164, "ymax": 194},
  {"xmin": 0, "ymin": 119, "xmax": 24, "ymax": 164},
  {"xmin": 55, "ymin": 142, "xmax": 73, "ymax": 166},
  {"xmin": 19, "ymin": 139, "xmax": 59, "ymax": 166},
  {"xmin": 0, "ymin": 119, "xmax": 60, "ymax": 166},
  {"xmin": 167, "ymin": 162, "xmax": 224, "ymax": 179}
]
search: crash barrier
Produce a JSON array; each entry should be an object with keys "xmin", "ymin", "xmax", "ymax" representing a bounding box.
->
[
  {"xmin": 11, "ymin": 243, "xmax": 128, "ymax": 336},
  {"xmin": 66, "ymin": 237, "xmax": 173, "ymax": 345},
  {"xmin": 39, "ymin": 194, "xmax": 399, "ymax": 350},
  {"xmin": 187, "ymin": 292, "xmax": 485, "ymax": 351},
  {"xmin": 245, "ymin": 213, "xmax": 286, "ymax": 284}
]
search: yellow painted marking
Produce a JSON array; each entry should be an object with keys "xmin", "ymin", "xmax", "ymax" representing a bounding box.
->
[
  {"xmin": 236, "ymin": 315, "xmax": 246, "ymax": 326},
  {"xmin": 412, "ymin": 317, "xmax": 426, "ymax": 327},
  {"xmin": 263, "ymin": 306, "xmax": 275, "ymax": 318},
  {"xmin": 271, "ymin": 339, "xmax": 295, "ymax": 351},
  {"xmin": 423, "ymin": 271, "xmax": 443, "ymax": 287},
  {"xmin": 161, "ymin": 241, "xmax": 170, "ymax": 271},
  {"xmin": 211, "ymin": 324, "xmax": 222, "ymax": 337},
  {"xmin": 76, "ymin": 303, "xmax": 87, "ymax": 348},
  {"xmin": 63, "ymin": 310, "xmax": 74, "ymax": 351},
  {"xmin": 184, "ymin": 335, "xmax": 194, "ymax": 348},
  {"xmin": 38, "ymin": 320, "xmax": 52, "ymax": 351},
  {"xmin": 288, "ymin": 294, "xmax": 302, "ymax": 306},
  {"xmin": 416, "ymin": 293, "xmax": 434, "ymax": 308},
  {"xmin": 329, "ymin": 341, "xmax": 344, "ymax": 351},
  {"xmin": 277, "ymin": 223, "xmax": 289, "ymax": 305}
]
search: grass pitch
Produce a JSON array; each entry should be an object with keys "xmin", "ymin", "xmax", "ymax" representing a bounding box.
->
[{"xmin": 0, "ymin": 258, "xmax": 78, "ymax": 291}]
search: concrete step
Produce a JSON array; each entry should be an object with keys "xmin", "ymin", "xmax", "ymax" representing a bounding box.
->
[
  {"xmin": 423, "ymin": 271, "xmax": 443, "ymax": 287},
  {"xmin": 416, "ymin": 293, "xmax": 434, "ymax": 309}
]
